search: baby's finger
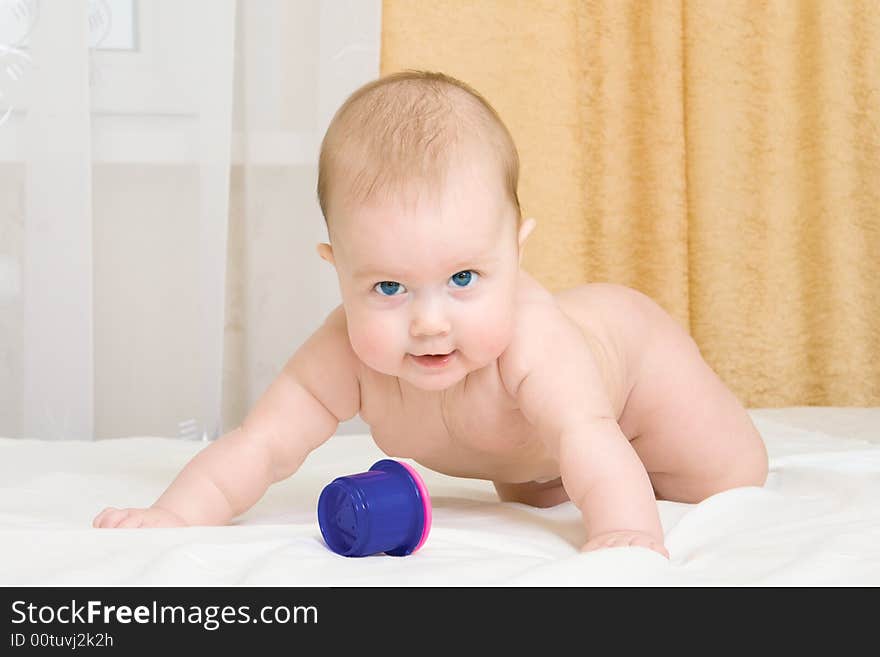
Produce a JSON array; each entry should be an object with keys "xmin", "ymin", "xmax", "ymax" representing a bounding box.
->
[
  {"xmin": 92, "ymin": 508, "xmax": 114, "ymax": 527},
  {"xmin": 634, "ymin": 536, "xmax": 670, "ymax": 559},
  {"xmin": 117, "ymin": 512, "xmax": 145, "ymax": 529},
  {"xmin": 140, "ymin": 515, "xmax": 159, "ymax": 528},
  {"xmin": 95, "ymin": 508, "xmax": 129, "ymax": 528},
  {"xmin": 653, "ymin": 543, "xmax": 670, "ymax": 559},
  {"xmin": 141, "ymin": 513, "xmax": 174, "ymax": 528},
  {"xmin": 628, "ymin": 535, "xmax": 659, "ymax": 549}
]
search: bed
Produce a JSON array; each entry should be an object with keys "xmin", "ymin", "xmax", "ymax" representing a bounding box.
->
[{"xmin": 1, "ymin": 407, "xmax": 878, "ymax": 586}]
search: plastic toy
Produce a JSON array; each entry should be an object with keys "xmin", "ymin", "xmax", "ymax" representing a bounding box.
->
[{"xmin": 317, "ymin": 459, "xmax": 432, "ymax": 557}]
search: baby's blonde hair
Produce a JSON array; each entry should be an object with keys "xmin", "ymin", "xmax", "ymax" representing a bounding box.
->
[{"xmin": 317, "ymin": 70, "xmax": 522, "ymax": 236}]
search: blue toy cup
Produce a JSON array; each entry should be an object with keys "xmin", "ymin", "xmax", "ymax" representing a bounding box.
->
[{"xmin": 317, "ymin": 459, "xmax": 432, "ymax": 557}]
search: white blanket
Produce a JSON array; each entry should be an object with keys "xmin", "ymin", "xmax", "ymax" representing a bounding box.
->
[{"xmin": 1, "ymin": 407, "xmax": 878, "ymax": 586}]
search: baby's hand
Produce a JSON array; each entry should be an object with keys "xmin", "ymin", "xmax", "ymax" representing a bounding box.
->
[
  {"xmin": 581, "ymin": 530, "xmax": 670, "ymax": 559},
  {"xmin": 92, "ymin": 506, "xmax": 188, "ymax": 529}
]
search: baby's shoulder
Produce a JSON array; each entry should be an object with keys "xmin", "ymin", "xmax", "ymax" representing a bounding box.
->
[
  {"xmin": 509, "ymin": 273, "xmax": 636, "ymax": 339},
  {"xmin": 498, "ymin": 277, "xmax": 619, "ymax": 422},
  {"xmin": 287, "ymin": 303, "xmax": 362, "ymax": 422},
  {"xmin": 553, "ymin": 282, "xmax": 664, "ymax": 347},
  {"xmin": 498, "ymin": 277, "xmax": 599, "ymax": 396},
  {"xmin": 554, "ymin": 281, "xmax": 655, "ymax": 318},
  {"xmin": 509, "ymin": 271, "xmax": 576, "ymax": 335},
  {"xmin": 504, "ymin": 275, "xmax": 656, "ymax": 375}
]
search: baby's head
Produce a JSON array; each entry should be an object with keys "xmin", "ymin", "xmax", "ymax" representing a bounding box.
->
[{"xmin": 316, "ymin": 70, "xmax": 535, "ymax": 391}]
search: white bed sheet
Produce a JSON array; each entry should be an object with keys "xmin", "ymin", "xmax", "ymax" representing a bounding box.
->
[{"xmin": 1, "ymin": 407, "xmax": 878, "ymax": 586}]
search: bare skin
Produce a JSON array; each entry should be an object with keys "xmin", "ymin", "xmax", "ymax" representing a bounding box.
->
[
  {"xmin": 94, "ymin": 270, "xmax": 767, "ymax": 558},
  {"xmin": 354, "ymin": 272, "xmax": 768, "ymax": 557},
  {"xmin": 94, "ymin": 160, "xmax": 768, "ymax": 559}
]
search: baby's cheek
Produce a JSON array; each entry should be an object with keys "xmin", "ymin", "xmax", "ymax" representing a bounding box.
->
[
  {"xmin": 348, "ymin": 321, "xmax": 396, "ymax": 368},
  {"xmin": 470, "ymin": 309, "xmax": 514, "ymax": 360}
]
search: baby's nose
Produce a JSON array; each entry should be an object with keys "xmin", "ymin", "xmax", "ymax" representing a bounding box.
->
[{"xmin": 409, "ymin": 309, "xmax": 451, "ymax": 337}]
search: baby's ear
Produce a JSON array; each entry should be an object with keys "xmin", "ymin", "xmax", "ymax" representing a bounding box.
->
[
  {"xmin": 518, "ymin": 218, "xmax": 537, "ymax": 260},
  {"xmin": 316, "ymin": 243, "xmax": 335, "ymax": 266}
]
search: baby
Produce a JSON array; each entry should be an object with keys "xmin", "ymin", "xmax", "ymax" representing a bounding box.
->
[{"xmin": 93, "ymin": 71, "xmax": 768, "ymax": 558}]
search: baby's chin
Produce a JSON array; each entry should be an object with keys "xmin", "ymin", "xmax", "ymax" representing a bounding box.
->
[{"xmin": 397, "ymin": 364, "xmax": 468, "ymax": 392}]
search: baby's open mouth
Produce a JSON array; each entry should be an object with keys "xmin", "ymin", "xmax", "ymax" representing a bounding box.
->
[{"xmin": 410, "ymin": 351, "xmax": 456, "ymax": 368}]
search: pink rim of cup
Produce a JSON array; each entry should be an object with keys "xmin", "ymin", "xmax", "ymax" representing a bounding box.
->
[{"xmin": 397, "ymin": 461, "xmax": 432, "ymax": 552}]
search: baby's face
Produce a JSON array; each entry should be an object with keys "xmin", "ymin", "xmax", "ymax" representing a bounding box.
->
[{"xmin": 321, "ymin": 159, "xmax": 527, "ymax": 392}]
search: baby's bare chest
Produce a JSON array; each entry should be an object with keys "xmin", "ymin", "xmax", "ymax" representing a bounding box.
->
[{"xmin": 359, "ymin": 362, "xmax": 558, "ymax": 483}]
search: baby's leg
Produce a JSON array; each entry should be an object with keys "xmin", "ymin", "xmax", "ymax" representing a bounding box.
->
[
  {"xmin": 628, "ymin": 324, "xmax": 768, "ymax": 503},
  {"xmin": 493, "ymin": 478, "xmax": 569, "ymax": 508}
]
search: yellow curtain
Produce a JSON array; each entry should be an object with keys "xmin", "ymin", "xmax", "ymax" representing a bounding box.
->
[{"xmin": 381, "ymin": 0, "xmax": 880, "ymax": 407}]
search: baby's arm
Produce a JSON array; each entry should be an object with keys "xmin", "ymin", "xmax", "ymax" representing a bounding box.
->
[
  {"xmin": 93, "ymin": 308, "xmax": 361, "ymax": 528},
  {"xmin": 499, "ymin": 306, "xmax": 667, "ymax": 558}
]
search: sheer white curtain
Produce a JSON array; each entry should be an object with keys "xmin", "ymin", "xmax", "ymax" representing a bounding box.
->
[{"xmin": 0, "ymin": 0, "xmax": 380, "ymax": 441}]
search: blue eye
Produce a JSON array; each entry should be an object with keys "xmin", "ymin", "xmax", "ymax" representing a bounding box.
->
[
  {"xmin": 450, "ymin": 270, "xmax": 478, "ymax": 288},
  {"xmin": 374, "ymin": 281, "xmax": 405, "ymax": 296},
  {"xmin": 373, "ymin": 271, "xmax": 479, "ymax": 296}
]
